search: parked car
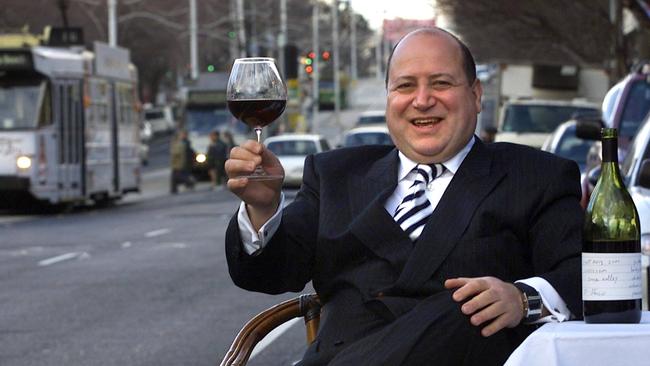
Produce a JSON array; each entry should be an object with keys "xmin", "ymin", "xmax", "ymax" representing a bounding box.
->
[
  {"xmin": 495, "ymin": 98, "xmax": 600, "ymax": 149},
  {"xmin": 578, "ymin": 62, "xmax": 650, "ymax": 206},
  {"xmin": 356, "ymin": 110, "xmax": 385, "ymax": 126},
  {"xmin": 341, "ymin": 126, "xmax": 393, "ymax": 147},
  {"xmin": 143, "ymin": 104, "xmax": 176, "ymax": 135},
  {"xmin": 265, "ymin": 134, "xmax": 331, "ymax": 188},
  {"xmin": 541, "ymin": 120, "xmax": 594, "ymax": 174}
]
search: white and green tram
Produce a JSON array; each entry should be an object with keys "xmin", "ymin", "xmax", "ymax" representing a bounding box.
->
[{"xmin": 0, "ymin": 39, "xmax": 142, "ymax": 207}]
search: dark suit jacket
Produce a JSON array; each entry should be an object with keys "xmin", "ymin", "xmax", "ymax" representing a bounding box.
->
[{"xmin": 226, "ymin": 138, "xmax": 583, "ymax": 364}]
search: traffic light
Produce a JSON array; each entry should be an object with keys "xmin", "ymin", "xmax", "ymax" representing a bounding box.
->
[
  {"xmin": 304, "ymin": 51, "xmax": 315, "ymax": 75},
  {"xmin": 321, "ymin": 51, "xmax": 330, "ymax": 61},
  {"xmin": 207, "ymin": 64, "xmax": 215, "ymax": 72}
]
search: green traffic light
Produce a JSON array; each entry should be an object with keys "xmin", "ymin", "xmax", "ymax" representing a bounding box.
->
[
  {"xmin": 305, "ymin": 58, "xmax": 312, "ymax": 65},
  {"xmin": 228, "ymin": 31, "xmax": 236, "ymax": 39},
  {"xmin": 207, "ymin": 65, "xmax": 215, "ymax": 72}
]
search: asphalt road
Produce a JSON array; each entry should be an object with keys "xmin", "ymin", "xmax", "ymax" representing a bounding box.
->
[{"xmin": 0, "ymin": 184, "xmax": 313, "ymax": 366}]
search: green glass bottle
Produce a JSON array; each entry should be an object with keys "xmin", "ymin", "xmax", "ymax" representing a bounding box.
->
[{"xmin": 582, "ymin": 128, "xmax": 642, "ymax": 323}]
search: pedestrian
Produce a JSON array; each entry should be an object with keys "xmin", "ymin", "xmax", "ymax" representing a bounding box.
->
[
  {"xmin": 224, "ymin": 27, "xmax": 582, "ymax": 365},
  {"xmin": 170, "ymin": 129, "xmax": 195, "ymax": 194},
  {"xmin": 222, "ymin": 130, "xmax": 235, "ymax": 158},
  {"xmin": 207, "ymin": 130, "xmax": 228, "ymax": 188}
]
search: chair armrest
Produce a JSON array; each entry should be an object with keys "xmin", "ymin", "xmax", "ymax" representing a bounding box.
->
[{"xmin": 220, "ymin": 293, "xmax": 321, "ymax": 366}]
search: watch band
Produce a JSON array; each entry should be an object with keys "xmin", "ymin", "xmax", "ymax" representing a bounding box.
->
[{"xmin": 514, "ymin": 282, "xmax": 543, "ymax": 323}]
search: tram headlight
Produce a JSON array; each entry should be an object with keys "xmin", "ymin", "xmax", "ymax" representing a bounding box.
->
[
  {"xmin": 16, "ymin": 155, "xmax": 32, "ymax": 170},
  {"xmin": 195, "ymin": 153, "xmax": 207, "ymax": 164}
]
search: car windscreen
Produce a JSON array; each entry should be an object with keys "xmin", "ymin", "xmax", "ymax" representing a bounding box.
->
[
  {"xmin": 344, "ymin": 132, "xmax": 393, "ymax": 147},
  {"xmin": 357, "ymin": 115, "xmax": 385, "ymax": 125},
  {"xmin": 618, "ymin": 80, "xmax": 650, "ymax": 139},
  {"xmin": 267, "ymin": 140, "xmax": 317, "ymax": 156},
  {"xmin": 555, "ymin": 126, "xmax": 592, "ymax": 171},
  {"xmin": 502, "ymin": 105, "xmax": 599, "ymax": 133},
  {"xmin": 185, "ymin": 108, "xmax": 248, "ymax": 135},
  {"xmin": 144, "ymin": 110, "xmax": 164, "ymax": 120}
]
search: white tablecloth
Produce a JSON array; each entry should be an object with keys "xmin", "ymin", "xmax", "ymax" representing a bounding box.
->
[{"xmin": 504, "ymin": 312, "xmax": 650, "ymax": 366}]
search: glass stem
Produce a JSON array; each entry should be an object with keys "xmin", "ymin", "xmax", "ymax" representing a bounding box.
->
[{"xmin": 255, "ymin": 127, "xmax": 262, "ymax": 143}]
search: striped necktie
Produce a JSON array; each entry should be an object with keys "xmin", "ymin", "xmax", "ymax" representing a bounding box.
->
[{"xmin": 393, "ymin": 164, "xmax": 444, "ymax": 242}]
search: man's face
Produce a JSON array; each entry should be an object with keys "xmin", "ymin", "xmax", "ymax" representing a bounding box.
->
[{"xmin": 386, "ymin": 32, "xmax": 482, "ymax": 163}]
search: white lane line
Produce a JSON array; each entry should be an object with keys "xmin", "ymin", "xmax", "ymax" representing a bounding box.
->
[
  {"xmin": 249, "ymin": 317, "xmax": 300, "ymax": 360},
  {"xmin": 145, "ymin": 228, "xmax": 171, "ymax": 238},
  {"xmin": 38, "ymin": 252, "xmax": 81, "ymax": 266}
]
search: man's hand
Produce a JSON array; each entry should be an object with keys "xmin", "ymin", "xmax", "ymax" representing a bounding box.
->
[
  {"xmin": 225, "ymin": 140, "xmax": 284, "ymax": 230},
  {"xmin": 444, "ymin": 277, "xmax": 524, "ymax": 337}
]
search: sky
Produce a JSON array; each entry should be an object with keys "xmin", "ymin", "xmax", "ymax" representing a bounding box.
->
[{"xmin": 351, "ymin": 0, "xmax": 442, "ymax": 30}]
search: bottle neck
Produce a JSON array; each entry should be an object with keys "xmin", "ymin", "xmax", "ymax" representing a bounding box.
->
[{"xmin": 601, "ymin": 137, "xmax": 618, "ymax": 163}]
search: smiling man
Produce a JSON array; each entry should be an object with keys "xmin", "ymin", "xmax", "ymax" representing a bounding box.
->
[{"xmin": 224, "ymin": 28, "xmax": 583, "ymax": 365}]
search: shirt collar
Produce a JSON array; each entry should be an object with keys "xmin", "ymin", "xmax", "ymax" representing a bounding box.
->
[{"xmin": 397, "ymin": 136, "xmax": 475, "ymax": 181}]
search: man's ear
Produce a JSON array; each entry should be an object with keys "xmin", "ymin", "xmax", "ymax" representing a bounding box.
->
[{"xmin": 471, "ymin": 79, "xmax": 483, "ymax": 113}]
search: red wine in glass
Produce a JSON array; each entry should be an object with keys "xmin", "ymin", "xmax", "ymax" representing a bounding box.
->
[{"xmin": 227, "ymin": 99, "xmax": 287, "ymax": 129}]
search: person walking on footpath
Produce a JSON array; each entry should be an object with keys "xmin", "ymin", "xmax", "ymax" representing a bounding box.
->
[
  {"xmin": 170, "ymin": 129, "xmax": 195, "ymax": 194},
  {"xmin": 207, "ymin": 130, "xmax": 228, "ymax": 189}
]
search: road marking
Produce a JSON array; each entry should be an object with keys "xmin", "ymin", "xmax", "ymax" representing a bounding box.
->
[
  {"xmin": 38, "ymin": 252, "xmax": 81, "ymax": 266},
  {"xmin": 145, "ymin": 228, "xmax": 171, "ymax": 238},
  {"xmin": 249, "ymin": 317, "xmax": 300, "ymax": 360},
  {"xmin": 121, "ymin": 241, "xmax": 132, "ymax": 248}
]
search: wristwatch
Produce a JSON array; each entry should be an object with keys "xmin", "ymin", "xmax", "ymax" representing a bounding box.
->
[{"xmin": 514, "ymin": 282, "xmax": 543, "ymax": 324}]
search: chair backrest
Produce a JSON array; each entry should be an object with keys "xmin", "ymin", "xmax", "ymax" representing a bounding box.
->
[{"xmin": 219, "ymin": 293, "xmax": 321, "ymax": 366}]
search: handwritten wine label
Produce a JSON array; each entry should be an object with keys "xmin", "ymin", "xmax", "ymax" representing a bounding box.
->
[{"xmin": 582, "ymin": 252, "xmax": 642, "ymax": 300}]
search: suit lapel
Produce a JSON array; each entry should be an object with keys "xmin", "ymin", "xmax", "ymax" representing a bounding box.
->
[
  {"xmin": 348, "ymin": 149, "xmax": 413, "ymax": 268},
  {"xmin": 394, "ymin": 140, "xmax": 506, "ymax": 292}
]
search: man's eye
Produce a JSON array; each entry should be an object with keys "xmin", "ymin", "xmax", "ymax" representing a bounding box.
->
[
  {"xmin": 432, "ymin": 81, "xmax": 453, "ymax": 90},
  {"xmin": 396, "ymin": 83, "xmax": 414, "ymax": 90}
]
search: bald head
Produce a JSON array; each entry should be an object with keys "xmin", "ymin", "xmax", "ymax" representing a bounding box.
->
[{"xmin": 385, "ymin": 28, "xmax": 476, "ymax": 88}]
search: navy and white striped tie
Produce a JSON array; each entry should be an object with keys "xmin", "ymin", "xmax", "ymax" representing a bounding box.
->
[{"xmin": 393, "ymin": 164, "xmax": 444, "ymax": 242}]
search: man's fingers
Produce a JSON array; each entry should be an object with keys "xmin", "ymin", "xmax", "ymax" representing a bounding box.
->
[
  {"xmin": 448, "ymin": 278, "xmax": 489, "ymax": 302},
  {"xmin": 460, "ymin": 287, "xmax": 498, "ymax": 315},
  {"xmin": 479, "ymin": 313, "xmax": 511, "ymax": 337}
]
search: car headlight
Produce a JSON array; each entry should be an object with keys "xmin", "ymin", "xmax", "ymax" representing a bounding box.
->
[
  {"xmin": 195, "ymin": 153, "xmax": 206, "ymax": 163},
  {"xmin": 16, "ymin": 155, "xmax": 32, "ymax": 169}
]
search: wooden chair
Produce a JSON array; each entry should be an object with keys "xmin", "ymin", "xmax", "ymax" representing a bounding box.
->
[{"xmin": 220, "ymin": 293, "xmax": 321, "ymax": 366}]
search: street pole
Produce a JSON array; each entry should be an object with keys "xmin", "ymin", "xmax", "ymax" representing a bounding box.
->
[
  {"xmin": 236, "ymin": 0, "xmax": 247, "ymax": 57},
  {"xmin": 332, "ymin": 0, "xmax": 341, "ymax": 127},
  {"xmin": 229, "ymin": 0, "xmax": 239, "ymax": 60},
  {"xmin": 312, "ymin": 4, "xmax": 320, "ymax": 133},
  {"xmin": 375, "ymin": 33, "xmax": 382, "ymax": 80},
  {"xmin": 108, "ymin": 0, "xmax": 117, "ymax": 46},
  {"xmin": 610, "ymin": 0, "xmax": 625, "ymax": 82},
  {"xmin": 279, "ymin": 0, "xmax": 287, "ymax": 77},
  {"xmin": 189, "ymin": 0, "xmax": 198, "ymax": 80},
  {"xmin": 349, "ymin": 0, "xmax": 357, "ymax": 81}
]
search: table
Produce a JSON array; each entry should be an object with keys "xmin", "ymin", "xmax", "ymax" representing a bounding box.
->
[{"xmin": 504, "ymin": 311, "xmax": 650, "ymax": 366}]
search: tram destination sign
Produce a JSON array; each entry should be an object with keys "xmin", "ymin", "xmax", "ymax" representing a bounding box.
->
[{"xmin": 0, "ymin": 51, "xmax": 33, "ymax": 71}]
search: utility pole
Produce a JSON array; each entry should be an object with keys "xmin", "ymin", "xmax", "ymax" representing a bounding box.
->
[
  {"xmin": 108, "ymin": 0, "xmax": 117, "ymax": 46},
  {"xmin": 229, "ymin": 0, "xmax": 239, "ymax": 60},
  {"xmin": 375, "ymin": 33, "xmax": 382, "ymax": 80},
  {"xmin": 279, "ymin": 0, "xmax": 287, "ymax": 77},
  {"xmin": 349, "ymin": 0, "xmax": 357, "ymax": 81},
  {"xmin": 332, "ymin": 0, "xmax": 341, "ymax": 127},
  {"xmin": 610, "ymin": 0, "xmax": 625, "ymax": 82},
  {"xmin": 312, "ymin": 4, "xmax": 320, "ymax": 133},
  {"xmin": 58, "ymin": 0, "xmax": 70, "ymax": 28},
  {"xmin": 189, "ymin": 0, "xmax": 198, "ymax": 79},
  {"xmin": 236, "ymin": 0, "xmax": 247, "ymax": 57}
]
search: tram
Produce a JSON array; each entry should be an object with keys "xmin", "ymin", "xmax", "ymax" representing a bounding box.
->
[{"xmin": 0, "ymin": 31, "xmax": 141, "ymax": 207}]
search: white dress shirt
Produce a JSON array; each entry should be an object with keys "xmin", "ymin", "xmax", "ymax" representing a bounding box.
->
[{"xmin": 237, "ymin": 137, "xmax": 574, "ymax": 322}]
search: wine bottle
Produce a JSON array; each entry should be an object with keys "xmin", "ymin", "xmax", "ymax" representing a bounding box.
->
[{"xmin": 582, "ymin": 128, "xmax": 642, "ymax": 323}]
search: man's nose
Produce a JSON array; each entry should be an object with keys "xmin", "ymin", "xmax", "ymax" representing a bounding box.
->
[{"xmin": 412, "ymin": 86, "xmax": 435, "ymax": 110}]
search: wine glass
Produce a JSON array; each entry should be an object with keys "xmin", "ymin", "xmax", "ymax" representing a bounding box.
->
[{"xmin": 227, "ymin": 57, "xmax": 287, "ymax": 180}]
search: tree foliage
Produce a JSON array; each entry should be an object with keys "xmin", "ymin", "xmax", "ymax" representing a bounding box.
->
[{"xmin": 435, "ymin": 0, "xmax": 613, "ymax": 67}]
